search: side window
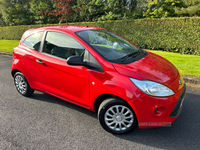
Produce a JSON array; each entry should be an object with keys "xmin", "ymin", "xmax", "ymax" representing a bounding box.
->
[
  {"xmin": 43, "ymin": 31, "xmax": 85, "ymax": 60},
  {"xmin": 23, "ymin": 31, "xmax": 44, "ymax": 51}
]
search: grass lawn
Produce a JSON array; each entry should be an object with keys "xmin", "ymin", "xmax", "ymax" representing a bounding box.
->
[
  {"xmin": 147, "ymin": 50, "xmax": 200, "ymax": 78},
  {"xmin": 0, "ymin": 40, "xmax": 20, "ymax": 53},
  {"xmin": 0, "ymin": 40, "xmax": 199, "ymax": 78}
]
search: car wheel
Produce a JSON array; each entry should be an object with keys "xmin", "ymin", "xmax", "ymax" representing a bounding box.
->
[
  {"xmin": 14, "ymin": 72, "xmax": 34, "ymax": 97},
  {"xmin": 98, "ymin": 98, "xmax": 137, "ymax": 134}
]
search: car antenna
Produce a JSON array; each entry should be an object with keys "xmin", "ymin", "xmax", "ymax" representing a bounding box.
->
[{"xmin": 85, "ymin": 23, "xmax": 88, "ymax": 28}]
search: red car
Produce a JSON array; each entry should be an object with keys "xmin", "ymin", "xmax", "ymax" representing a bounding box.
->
[{"xmin": 11, "ymin": 25, "xmax": 186, "ymax": 134}]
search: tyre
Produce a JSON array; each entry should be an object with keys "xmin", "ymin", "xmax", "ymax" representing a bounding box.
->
[
  {"xmin": 98, "ymin": 98, "xmax": 137, "ymax": 134},
  {"xmin": 14, "ymin": 72, "xmax": 34, "ymax": 97}
]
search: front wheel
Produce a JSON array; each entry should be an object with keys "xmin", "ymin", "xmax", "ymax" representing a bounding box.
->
[
  {"xmin": 98, "ymin": 98, "xmax": 137, "ymax": 134},
  {"xmin": 14, "ymin": 72, "xmax": 34, "ymax": 97}
]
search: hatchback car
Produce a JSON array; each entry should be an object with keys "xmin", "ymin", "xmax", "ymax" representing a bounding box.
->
[{"xmin": 11, "ymin": 25, "xmax": 186, "ymax": 134}]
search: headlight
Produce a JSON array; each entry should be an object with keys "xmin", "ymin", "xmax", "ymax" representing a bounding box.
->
[{"xmin": 130, "ymin": 78, "xmax": 175, "ymax": 97}]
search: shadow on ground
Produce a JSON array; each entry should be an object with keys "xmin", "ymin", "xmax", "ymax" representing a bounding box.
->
[{"xmin": 28, "ymin": 86, "xmax": 200, "ymax": 150}]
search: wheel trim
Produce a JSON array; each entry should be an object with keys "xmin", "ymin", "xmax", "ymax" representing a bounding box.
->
[
  {"xmin": 104, "ymin": 105, "xmax": 134, "ymax": 131},
  {"xmin": 15, "ymin": 75, "xmax": 27, "ymax": 94}
]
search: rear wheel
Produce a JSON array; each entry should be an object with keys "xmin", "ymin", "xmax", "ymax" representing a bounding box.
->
[
  {"xmin": 98, "ymin": 98, "xmax": 137, "ymax": 134},
  {"xmin": 14, "ymin": 72, "xmax": 34, "ymax": 97}
]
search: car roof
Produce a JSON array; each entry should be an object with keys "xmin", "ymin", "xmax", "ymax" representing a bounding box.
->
[
  {"xmin": 29, "ymin": 25, "xmax": 103, "ymax": 33},
  {"xmin": 21, "ymin": 25, "xmax": 103, "ymax": 40},
  {"xmin": 20, "ymin": 25, "xmax": 104, "ymax": 44},
  {"xmin": 45, "ymin": 25, "xmax": 103, "ymax": 32}
]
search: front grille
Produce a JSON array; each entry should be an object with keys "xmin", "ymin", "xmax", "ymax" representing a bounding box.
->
[{"xmin": 170, "ymin": 84, "xmax": 186, "ymax": 118}]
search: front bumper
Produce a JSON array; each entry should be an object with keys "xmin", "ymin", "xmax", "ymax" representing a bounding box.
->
[
  {"xmin": 127, "ymin": 76, "xmax": 186, "ymax": 129},
  {"xmin": 170, "ymin": 84, "xmax": 186, "ymax": 118}
]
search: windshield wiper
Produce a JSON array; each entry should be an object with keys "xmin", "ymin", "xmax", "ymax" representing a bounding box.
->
[{"xmin": 121, "ymin": 49, "xmax": 140, "ymax": 62}]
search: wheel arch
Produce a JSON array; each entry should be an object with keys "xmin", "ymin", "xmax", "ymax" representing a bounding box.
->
[
  {"xmin": 94, "ymin": 94, "xmax": 131, "ymax": 113},
  {"xmin": 11, "ymin": 69, "xmax": 21, "ymax": 77},
  {"xmin": 11, "ymin": 68, "xmax": 35, "ymax": 90}
]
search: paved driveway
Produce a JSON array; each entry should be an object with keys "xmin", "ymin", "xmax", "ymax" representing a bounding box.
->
[{"xmin": 0, "ymin": 54, "xmax": 200, "ymax": 150}]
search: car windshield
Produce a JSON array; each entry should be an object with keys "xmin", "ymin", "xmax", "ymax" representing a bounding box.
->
[{"xmin": 76, "ymin": 30, "xmax": 139, "ymax": 63}]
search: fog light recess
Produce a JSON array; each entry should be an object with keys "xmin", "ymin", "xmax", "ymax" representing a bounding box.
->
[{"xmin": 154, "ymin": 107, "xmax": 166, "ymax": 116}]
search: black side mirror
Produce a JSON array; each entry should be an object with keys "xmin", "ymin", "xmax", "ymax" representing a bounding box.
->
[
  {"xmin": 67, "ymin": 56, "xmax": 99, "ymax": 69},
  {"xmin": 67, "ymin": 56, "xmax": 84, "ymax": 66}
]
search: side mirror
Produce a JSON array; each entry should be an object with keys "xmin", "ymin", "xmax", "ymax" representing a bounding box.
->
[
  {"xmin": 67, "ymin": 56, "xmax": 84, "ymax": 66},
  {"xmin": 67, "ymin": 56, "xmax": 99, "ymax": 69}
]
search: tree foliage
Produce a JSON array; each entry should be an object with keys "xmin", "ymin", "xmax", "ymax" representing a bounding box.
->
[
  {"xmin": 175, "ymin": 0, "xmax": 200, "ymax": 16},
  {"xmin": 0, "ymin": 0, "xmax": 33, "ymax": 26},
  {"xmin": 0, "ymin": 12, "xmax": 4, "ymax": 26},
  {"xmin": 30, "ymin": 0, "xmax": 57, "ymax": 24},
  {"xmin": 40, "ymin": 0, "xmax": 81, "ymax": 24},
  {"xmin": 77, "ymin": 0, "xmax": 139, "ymax": 21},
  {"xmin": 143, "ymin": 0, "xmax": 184, "ymax": 18},
  {"xmin": 0, "ymin": 0, "xmax": 199, "ymax": 26},
  {"xmin": 0, "ymin": 0, "xmax": 13, "ymax": 25},
  {"xmin": 77, "ymin": 0, "xmax": 105, "ymax": 21}
]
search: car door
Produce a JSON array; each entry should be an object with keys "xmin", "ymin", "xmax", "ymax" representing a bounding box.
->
[{"xmin": 35, "ymin": 31, "xmax": 90, "ymax": 106}]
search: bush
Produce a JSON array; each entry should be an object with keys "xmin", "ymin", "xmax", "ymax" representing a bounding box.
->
[{"xmin": 0, "ymin": 17, "xmax": 199, "ymax": 55}]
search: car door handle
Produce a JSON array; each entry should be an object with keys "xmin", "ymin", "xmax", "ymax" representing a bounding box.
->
[{"xmin": 36, "ymin": 59, "xmax": 45, "ymax": 65}]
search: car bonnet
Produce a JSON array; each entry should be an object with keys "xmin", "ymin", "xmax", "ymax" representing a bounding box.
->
[{"xmin": 113, "ymin": 51, "xmax": 179, "ymax": 85}]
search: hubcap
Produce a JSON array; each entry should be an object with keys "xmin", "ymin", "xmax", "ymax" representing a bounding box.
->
[
  {"xmin": 104, "ymin": 105, "xmax": 134, "ymax": 131},
  {"xmin": 116, "ymin": 115, "xmax": 122, "ymax": 121},
  {"xmin": 15, "ymin": 75, "xmax": 27, "ymax": 94}
]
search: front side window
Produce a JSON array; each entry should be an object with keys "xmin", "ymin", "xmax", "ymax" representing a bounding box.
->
[
  {"xmin": 43, "ymin": 31, "xmax": 85, "ymax": 60},
  {"xmin": 76, "ymin": 30, "xmax": 147, "ymax": 64},
  {"xmin": 23, "ymin": 31, "xmax": 44, "ymax": 51}
]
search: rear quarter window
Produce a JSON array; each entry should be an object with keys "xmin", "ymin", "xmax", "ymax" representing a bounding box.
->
[{"xmin": 23, "ymin": 31, "xmax": 44, "ymax": 51}]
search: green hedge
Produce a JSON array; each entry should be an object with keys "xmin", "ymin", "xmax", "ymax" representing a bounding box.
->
[
  {"xmin": 0, "ymin": 17, "xmax": 199, "ymax": 55},
  {"xmin": 0, "ymin": 24, "xmax": 48, "ymax": 40}
]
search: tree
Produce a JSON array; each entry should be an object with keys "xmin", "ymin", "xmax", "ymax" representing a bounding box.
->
[
  {"xmin": 0, "ymin": 0, "xmax": 33, "ymax": 26},
  {"xmin": 125, "ymin": 0, "xmax": 144, "ymax": 19},
  {"xmin": 0, "ymin": 0, "xmax": 12, "ymax": 25},
  {"xmin": 0, "ymin": 1, "xmax": 4, "ymax": 26},
  {"xmin": 77, "ymin": 0, "xmax": 139, "ymax": 21},
  {"xmin": 0, "ymin": 12, "xmax": 5, "ymax": 26},
  {"xmin": 41, "ymin": 0, "xmax": 82, "ymax": 24},
  {"xmin": 143, "ymin": 0, "xmax": 184, "ymax": 18},
  {"xmin": 133, "ymin": 0, "xmax": 148, "ymax": 18},
  {"xmin": 98, "ymin": 0, "xmax": 135, "ymax": 20},
  {"xmin": 76, "ymin": 0, "xmax": 105, "ymax": 21},
  {"xmin": 6, "ymin": 3, "xmax": 33, "ymax": 26},
  {"xmin": 102, "ymin": 0, "xmax": 129, "ymax": 20},
  {"xmin": 175, "ymin": 0, "xmax": 200, "ymax": 16},
  {"xmin": 30, "ymin": 0, "xmax": 58, "ymax": 24}
]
